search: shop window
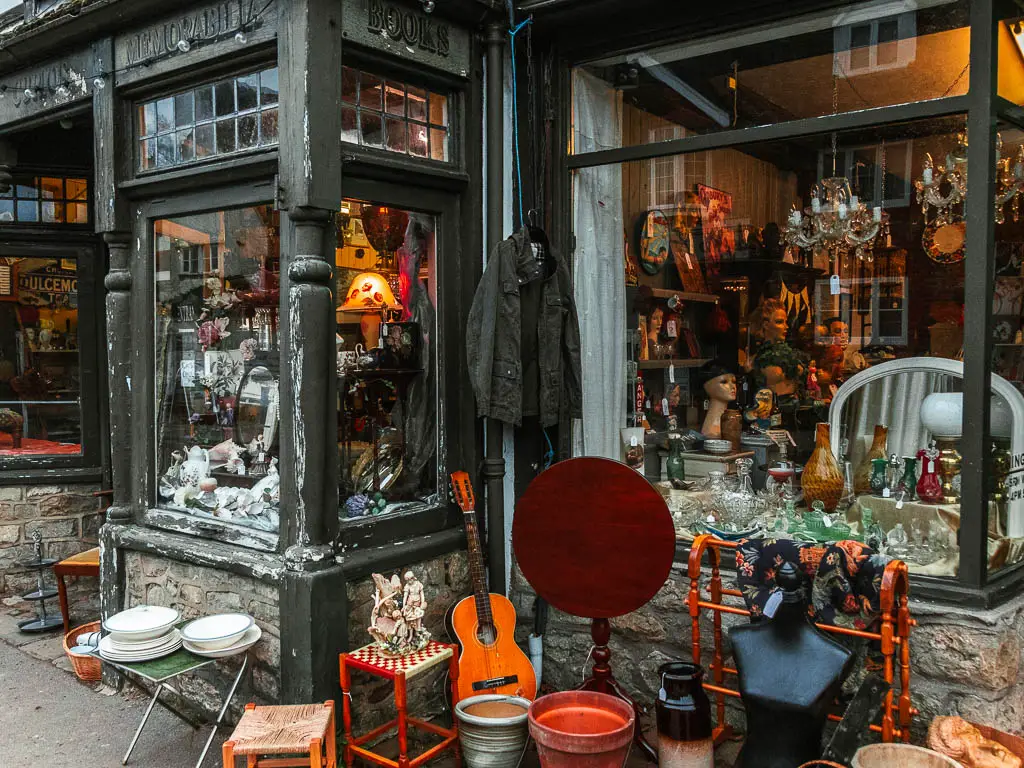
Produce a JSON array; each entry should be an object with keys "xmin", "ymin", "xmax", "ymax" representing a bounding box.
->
[
  {"xmin": 341, "ymin": 67, "xmax": 449, "ymax": 162},
  {"xmin": 153, "ymin": 204, "xmax": 281, "ymax": 533},
  {"xmin": 137, "ymin": 69, "xmax": 279, "ymax": 172},
  {"xmin": 336, "ymin": 199, "xmax": 439, "ymax": 520},
  {"xmin": 572, "ymin": 103, "xmax": 982, "ymax": 577},
  {"xmin": 0, "ymin": 175, "xmax": 89, "ymax": 225},
  {"xmin": 571, "ymin": 0, "xmax": 968, "ymax": 152},
  {"xmin": 0, "ymin": 256, "xmax": 82, "ymax": 457}
]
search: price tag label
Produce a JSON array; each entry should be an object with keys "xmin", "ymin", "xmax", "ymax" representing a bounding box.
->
[
  {"xmin": 630, "ymin": 436, "xmax": 639, "ymax": 447},
  {"xmin": 662, "ymin": 397, "xmax": 670, "ymax": 415},
  {"xmin": 882, "ymin": 488, "xmax": 890, "ymax": 498},
  {"xmin": 822, "ymin": 514, "xmax": 833, "ymax": 527},
  {"xmin": 669, "ymin": 364, "xmax": 675, "ymax": 383},
  {"xmin": 764, "ymin": 590, "xmax": 784, "ymax": 618},
  {"xmin": 830, "ymin": 274, "xmax": 841, "ymax": 295}
]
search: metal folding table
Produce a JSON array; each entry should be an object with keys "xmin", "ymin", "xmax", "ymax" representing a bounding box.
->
[{"xmin": 93, "ymin": 646, "xmax": 249, "ymax": 768}]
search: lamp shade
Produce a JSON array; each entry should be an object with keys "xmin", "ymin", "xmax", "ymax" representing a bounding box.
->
[
  {"xmin": 339, "ymin": 272, "xmax": 397, "ymax": 312},
  {"xmin": 920, "ymin": 392, "xmax": 963, "ymax": 440}
]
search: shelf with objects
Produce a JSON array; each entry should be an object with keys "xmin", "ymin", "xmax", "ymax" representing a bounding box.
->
[
  {"xmin": 152, "ymin": 204, "xmax": 282, "ymax": 534},
  {"xmin": 335, "ymin": 198, "xmax": 438, "ymax": 522},
  {"xmin": 581, "ymin": 101, "xmax": 1004, "ymax": 577}
]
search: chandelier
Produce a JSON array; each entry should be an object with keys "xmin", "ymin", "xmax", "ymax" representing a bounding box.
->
[
  {"xmin": 782, "ymin": 176, "xmax": 888, "ymax": 266},
  {"xmin": 914, "ymin": 132, "xmax": 1024, "ymax": 225}
]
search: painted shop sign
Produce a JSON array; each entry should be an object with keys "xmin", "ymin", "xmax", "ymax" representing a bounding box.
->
[
  {"xmin": 343, "ymin": 0, "xmax": 470, "ymax": 78},
  {"xmin": 0, "ymin": 48, "xmax": 94, "ymax": 126},
  {"xmin": 17, "ymin": 265, "xmax": 78, "ymax": 308},
  {"xmin": 115, "ymin": 0, "xmax": 278, "ymax": 85}
]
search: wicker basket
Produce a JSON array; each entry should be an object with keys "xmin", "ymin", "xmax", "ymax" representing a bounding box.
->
[{"xmin": 63, "ymin": 620, "xmax": 101, "ymax": 682}]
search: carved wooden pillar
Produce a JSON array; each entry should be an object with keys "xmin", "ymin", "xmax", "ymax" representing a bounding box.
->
[
  {"xmin": 279, "ymin": 206, "xmax": 339, "ymax": 570},
  {"xmin": 103, "ymin": 231, "xmax": 133, "ymax": 524}
]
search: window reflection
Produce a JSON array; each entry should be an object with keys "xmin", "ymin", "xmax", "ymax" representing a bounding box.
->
[
  {"xmin": 154, "ymin": 205, "xmax": 281, "ymax": 533},
  {"xmin": 336, "ymin": 199, "xmax": 438, "ymax": 520}
]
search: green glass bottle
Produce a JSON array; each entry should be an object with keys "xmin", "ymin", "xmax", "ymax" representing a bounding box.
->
[{"xmin": 666, "ymin": 437, "xmax": 686, "ymax": 484}]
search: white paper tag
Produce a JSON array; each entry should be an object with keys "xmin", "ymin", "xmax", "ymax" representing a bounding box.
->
[
  {"xmin": 764, "ymin": 590, "xmax": 784, "ymax": 618},
  {"xmin": 883, "ymin": 488, "xmax": 891, "ymax": 498},
  {"xmin": 180, "ymin": 360, "xmax": 196, "ymax": 387},
  {"xmin": 830, "ymin": 275, "xmax": 841, "ymax": 295},
  {"xmin": 896, "ymin": 495, "xmax": 905, "ymax": 510},
  {"xmin": 662, "ymin": 397, "xmax": 670, "ymax": 415},
  {"xmin": 669, "ymin": 364, "xmax": 675, "ymax": 383},
  {"xmin": 823, "ymin": 514, "xmax": 833, "ymax": 527},
  {"xmin": 928, "ymin": 460, "xmax": 935, "ymax": 473},
  {"xmin": 630, "ymin": 436, "xmax": 639, "ymax": 447}
]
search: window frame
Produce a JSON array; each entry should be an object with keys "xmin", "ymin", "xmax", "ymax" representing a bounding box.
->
[
  {"xmin": 560, "ymin": 1, "xmax": 1021, "ymax": 607},
  {"xmin": 0, "ymin": 240, "xmax": 104, "ymax": 480},
  {"xmin": 334, "ymin": 175, "xmax": 465, "ymax": 552},
  {"xmin": 133, "ymin": 181, "xmax": 281, "ymax": 553}
]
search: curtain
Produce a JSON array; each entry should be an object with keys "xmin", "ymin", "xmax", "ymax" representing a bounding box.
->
[
  {"xmin": 572, "ymin": 70, "xmax": 624, "ymax": 459},
  {"xmin": 844, "ymin": 371, "xmax": 959, "ymax": 466}
]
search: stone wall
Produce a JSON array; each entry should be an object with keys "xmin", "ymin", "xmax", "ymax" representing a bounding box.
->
[
  {"xmin": 0, "ymin": 483, "xmax": 105, "ymax": 620},
  {"xmin": 510, "ymin": 559, "xmax": 1024, "ymax": 742},
  {"xmin": 123, "ymin": 551, "xmax": 280, "ymax": 716},
  {"xmin": 345, "ymin": 551, "xmax": 471, "ymax": 737}
]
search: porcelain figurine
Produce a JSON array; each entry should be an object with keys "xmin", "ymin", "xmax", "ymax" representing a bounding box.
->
[
  {"xmin": 928, "ymin": 716, "xmax": 1022, "ymax": 768},
  {"xmin": 158, "ymin": 450, "xmax": 186, "ymax": 499},
  {"xmin": 179, "ymin": 445, "xmax": 210, "ymax": 487},
  {"xmin": 368, "ymin": 571, "xmax": 431, "ymax": 656},
  {"xmin": 744, "ymin": 388, "xmax": 775, "ymax": 431}
]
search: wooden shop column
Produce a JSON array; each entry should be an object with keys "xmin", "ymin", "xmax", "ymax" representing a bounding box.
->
[{"xmin": 276, "ymin": 0, "xmax": 346, "ymax": 705}]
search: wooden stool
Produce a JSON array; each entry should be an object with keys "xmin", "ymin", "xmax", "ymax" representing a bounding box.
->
[
  {"xmin": 222, "ymin": 701, "xmax": 336, "ymax": 768},
  {"xmin": 54, "ymin": 546, "xmax": 100, "ymax": 634},
  {"xmin": 339, "ymin": 641, "xmax": 460, "ymax": 768}
]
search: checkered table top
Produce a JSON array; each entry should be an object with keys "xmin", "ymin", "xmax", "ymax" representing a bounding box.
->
[{"xmin": 346, "ymin": 640, "xmax": 453, "ymax": 680}]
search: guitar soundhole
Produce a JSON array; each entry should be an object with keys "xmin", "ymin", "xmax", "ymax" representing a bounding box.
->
[{"xmin": 476, "ymin": 623, "xmax": 497, "ymax": 646}]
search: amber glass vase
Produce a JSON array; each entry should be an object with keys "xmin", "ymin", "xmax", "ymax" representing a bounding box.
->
[
  {"xmin": 803, "ymin": 423, "xmax": 844, "ymax": 513},
  {"xmin": 854, "ymin": 425, "xmax": 889, "ymax": 495}
]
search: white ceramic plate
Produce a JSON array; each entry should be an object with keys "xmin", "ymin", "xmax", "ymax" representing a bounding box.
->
[
  {"xmin": 98, "ymin": 631, "xmax": 182, "ymax": 662},
  {"xmin": 183, "ymin": 624, "xmax": 261, "ymax": 659},
  {"xmin": 105, "ymin": 628, "xmax": 181, "ymax": 652},
  {"xmin": 182, "ymin": 613, "xmax": 254, "ymax": 650},
  {"xmin": 103, "ymin": 605, "xmax": 180, "ymax": 641}
]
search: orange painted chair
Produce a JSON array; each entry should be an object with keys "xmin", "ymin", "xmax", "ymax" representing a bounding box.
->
[
  {"xmin": 339, "ymin": 641, "xmax": 461, "ymax": 768},
  {"xmin": 222, "ymin": 701, "xmax": 336, "ymax": 768}
]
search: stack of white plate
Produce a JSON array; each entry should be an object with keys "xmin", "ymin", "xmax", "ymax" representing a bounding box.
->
[
  {"xmin": 182, "ymin": 613, "xmax": 261, "ymax": 658},
  {"xmin": 99, "ymin": 605, "xmax": 182, "ymax": 662}
]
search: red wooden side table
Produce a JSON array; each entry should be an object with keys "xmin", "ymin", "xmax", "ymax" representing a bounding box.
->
[{"xmin": 339, "ymin": 640, "xmax": 461, "ymax": 768}]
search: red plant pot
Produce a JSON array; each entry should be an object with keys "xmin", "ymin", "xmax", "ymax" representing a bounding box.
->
[{"xmin": 528, "ymin": 691, "xmax": 635, "ymax": 768}]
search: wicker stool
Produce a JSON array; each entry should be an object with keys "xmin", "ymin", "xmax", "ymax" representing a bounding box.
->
[{"xmin": 222, "ymin": 701, "xmax": 336, "ymax": 768}]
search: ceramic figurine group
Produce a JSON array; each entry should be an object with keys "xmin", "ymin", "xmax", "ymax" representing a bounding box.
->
[{"xmin": 368, "ymin": 571, "xmax": 430, "ymax": 656}]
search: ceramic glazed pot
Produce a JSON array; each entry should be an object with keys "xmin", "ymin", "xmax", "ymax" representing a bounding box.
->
[
  {"xmin": 802, "ymin": 423, "xmax": 844, "ymax": 513},
  {"xmin": 656, "ymin": 662, "xmax": 713, "ymax": 768},
  {"xmin": 456, "ymin": 695, "xmax": 531, "ymax": 768},
  {"xmin": 854, "ymin": 425, "xmax": 888, "ymax": 495}
]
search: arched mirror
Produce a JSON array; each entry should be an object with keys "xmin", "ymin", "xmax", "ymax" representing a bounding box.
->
[{"xmin": 235, "ymin": 365, "xmax": 279, "ymax": 449}]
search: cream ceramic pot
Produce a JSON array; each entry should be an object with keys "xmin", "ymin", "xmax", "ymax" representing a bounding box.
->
[{"xmin": 179, "ymin": 446, "xmax": 210, "ymax": 487}]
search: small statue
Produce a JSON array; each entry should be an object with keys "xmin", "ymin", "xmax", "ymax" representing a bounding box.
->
[
  {"xmin": 744, "ymin": 388, "xmax": 775, "ymax": 432},
  {"xmin": 368, "ymin": 571, "xmax": 430, "ymax": 655},
  {"xmin": 928, "ymin": 716, "xmax": 1022, "ymax": 768}
]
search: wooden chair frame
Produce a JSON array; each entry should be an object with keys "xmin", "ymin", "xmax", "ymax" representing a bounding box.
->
[{"xmin": 685, "ymin": 534, "xmax": 917, "ymax": 743}]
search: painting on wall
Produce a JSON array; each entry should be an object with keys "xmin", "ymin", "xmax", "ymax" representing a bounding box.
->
[{"xmin": 697, "ymin": 184, "xmax": 734, "ymax": 278}]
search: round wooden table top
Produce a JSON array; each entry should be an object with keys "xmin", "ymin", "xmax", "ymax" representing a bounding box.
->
[{"xmin": 512, "ymin": 457, "xmax": 676, "ymax": 619}]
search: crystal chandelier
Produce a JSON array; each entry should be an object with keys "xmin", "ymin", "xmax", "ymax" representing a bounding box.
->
[
  {"xmin": 914, "ymin": 132, "xmax": 1024, "ymax": 225},
  {"xmin": 782, "ymin": 175, "xmax": 888, "ymax": 266}
]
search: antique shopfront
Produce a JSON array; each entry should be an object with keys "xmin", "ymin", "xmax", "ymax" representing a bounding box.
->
[
  {"xmin": 504, "ymin": 0, "xmax": 1024, "ymax": 735},
  {"xmin": 0, "ymin": 0, "xmax": 493, "ymax": 709}
]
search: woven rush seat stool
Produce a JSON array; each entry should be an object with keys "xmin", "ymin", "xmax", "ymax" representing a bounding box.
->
[
  {"xmin": 339, "ymin": 640, "xmax": 460, "ymax": 768},
  {"xmin": 222, "ymin": 701, "xmax": 336, "ymax": 768}
]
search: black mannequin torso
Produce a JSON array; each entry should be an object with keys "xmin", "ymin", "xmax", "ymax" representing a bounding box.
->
[{"xmin": 730, "ymin": 564, "xmax": 855, "ymax": 768}]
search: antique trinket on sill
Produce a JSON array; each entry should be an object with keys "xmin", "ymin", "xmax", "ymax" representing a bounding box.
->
[{"xmin": 368, "ymin": 571, "xmax": 430, "ymax": 656}]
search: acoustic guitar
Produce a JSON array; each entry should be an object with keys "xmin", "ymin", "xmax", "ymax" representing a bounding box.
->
[{"xmin": 449, "ymin": 471, "xmax": 537, "ymax": 701}]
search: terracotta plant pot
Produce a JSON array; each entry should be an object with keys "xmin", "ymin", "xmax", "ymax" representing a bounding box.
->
[
  {"xmin": 802, "ymin": 423, "xmax": 844, "ymax": 513},
  {"xmin": 528, "ymin": 691, "xmax": 635, "ymax": 768}
]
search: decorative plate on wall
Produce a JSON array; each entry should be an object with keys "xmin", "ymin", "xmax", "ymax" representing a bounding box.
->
[
  {"xmin": 639, "ymin": 209, "xmax": 671, "ymax": 275},
  {"xmin": 922, "ymin": 218, "xmax": 966, "ymax": 264}
]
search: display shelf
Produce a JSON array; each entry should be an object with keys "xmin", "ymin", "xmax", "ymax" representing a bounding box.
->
[
  {"xmin": 638, "ymin": 358, "xmax": 711, "ymax": 370},
  {"xmin": 648, "ymin": 287, "xmax": 719, "ymax": 303}
]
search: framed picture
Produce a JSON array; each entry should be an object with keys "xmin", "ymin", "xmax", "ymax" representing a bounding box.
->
[
  {"xmin": 993, "ymin": 277, "xmax": 1024, "ymax": 316},
  {"xmin": 638, "ymin": 209, "xmax": 671, "ymax": 275},
  {"xmin": 696, "ymin": 184, "xmax": 734, "ymax": 277}
]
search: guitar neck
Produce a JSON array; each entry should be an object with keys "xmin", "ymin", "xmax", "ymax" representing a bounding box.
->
[{"xmin": 462, "ymin": 508, "xmax": 494, "ymax": 628}]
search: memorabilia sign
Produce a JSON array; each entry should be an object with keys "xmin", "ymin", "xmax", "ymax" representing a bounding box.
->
[{"xmin": 697, "ymin": 184, "xmax": 735, "ymax": 278}]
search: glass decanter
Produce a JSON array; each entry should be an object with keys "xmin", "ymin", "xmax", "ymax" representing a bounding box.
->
[
  {"xmin": 709, "ymin": 458, "xmax": 758, "ymax": 531},
  {"xmin": 869, "ymin": 457, "xmax": 888, "ymax": 496},
  {"xmin": 860, "ymin": 507, "xmax": 887, "ymax": 550},
  {"xmin": 917, "ymin": 444, "xmax": 943, "ymax": 504},
  {"xmin": 886, "ymin": 522, "xmax": 910, "ymax": 557}
]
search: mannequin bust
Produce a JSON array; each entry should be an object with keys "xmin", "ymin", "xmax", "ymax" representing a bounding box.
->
[
  {"xmin": 700, "ymin": 364, "xmax": 737, "ymax": 438},
  {"xmin": 730, "ymin": 562, "xmax": 854, "ymax": 768}
]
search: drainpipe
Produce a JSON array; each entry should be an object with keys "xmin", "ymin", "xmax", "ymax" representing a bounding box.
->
[{"xmin": 484, "ymin": 18, "xmax": 507, "ymax": 596}]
